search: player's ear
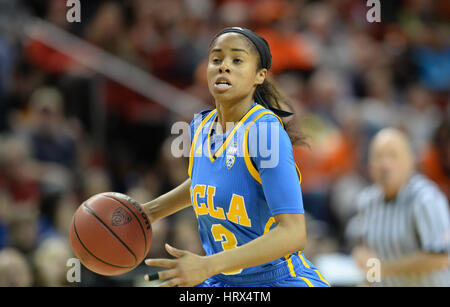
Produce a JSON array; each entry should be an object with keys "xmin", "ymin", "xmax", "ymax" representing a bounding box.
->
[{"xmin": 255, "ymin": 68, "xmax": 267, "ymax": 85}]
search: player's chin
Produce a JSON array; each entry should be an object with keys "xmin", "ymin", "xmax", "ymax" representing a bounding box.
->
[
  {"xmin": 210, "ymin": 91, "xmax": 237, "ymax": 103},
  {"xmin": 210, "ymin": 87, "xmax": 234, "ymax": 97}
]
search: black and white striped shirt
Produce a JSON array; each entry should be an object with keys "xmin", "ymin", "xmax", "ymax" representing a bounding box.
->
[{"xmin": 346, "ymin": 174, "xmax": 450, "ymax": 286}]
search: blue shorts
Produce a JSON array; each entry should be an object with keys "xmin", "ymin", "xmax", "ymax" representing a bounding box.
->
[{"xmin": 195, "ymin": 256, "xmax": 330, "ymax": 287}]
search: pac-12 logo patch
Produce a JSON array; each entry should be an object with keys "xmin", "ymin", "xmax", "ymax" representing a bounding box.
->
[
  {"xmin": 226, "ymin": 154, "xmax": 235, "ymax": 170},
  {"xmin": 111, "ymin": 207, "xmax": 132, "ymax": 226},
  {"xmin": 226, "ymin": 143, "xmax": 238, "ymax": 170}
]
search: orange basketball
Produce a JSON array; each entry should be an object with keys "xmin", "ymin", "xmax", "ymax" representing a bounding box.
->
[{"xmin": 70, "ymin": 192, "xmax": 152, "ymax": 276}]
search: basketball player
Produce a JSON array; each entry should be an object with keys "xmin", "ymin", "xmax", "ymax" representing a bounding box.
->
[{"xmin": 141, "ymin": 27, "xmax": 329, "ymax": 287}]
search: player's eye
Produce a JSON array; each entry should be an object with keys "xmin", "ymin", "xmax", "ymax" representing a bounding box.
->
[
  {"xmin": 212, "ymin": 58, "xmax": 222, "ymax": 64},
  {"xmin": 233, "ymin": 58, "xmax": 242, "ymax": 64}
]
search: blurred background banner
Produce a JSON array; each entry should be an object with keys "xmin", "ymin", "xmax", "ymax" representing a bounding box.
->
[{"xmin": 0, "ymin": 0, "xmax": 448, "ymax": 287}]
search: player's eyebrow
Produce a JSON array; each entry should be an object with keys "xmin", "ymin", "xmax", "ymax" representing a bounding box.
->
[{"xmin": 210, "ymin": 48, "xmax": 249, "ymax": 54}]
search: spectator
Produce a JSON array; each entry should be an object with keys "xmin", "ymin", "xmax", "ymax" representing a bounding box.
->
[
  {"xmin": 252, "ymin": 1, "xmax": 317, "ymax": 75},
  {"xmin": 358, "ymin": 68, "xmax": 400, "ymax": 138},
  {"xmin": 83, "ymin": 167, "xmax": 111, "ymax": 195},
  {"xmin": 399, "ymin": 83, "xmax": 442, "ymax": 155},
  {"xmin": 304, "ymin": 68, "xmax": 350, "ymax": 126},
  {"xmin": 32, "ymin": 236, "xmax": 74, "ymax": 286},
  {"xmin": 301, "ymin": 2, "xmax": 353, "ymax": 74},
  {"xmin": 84, "ymin": 1, "xmax": 136, "ymax": 62},
  {"xmin": 27, "ymin": 87, "xmax": 78, "ymax": 169},
  {"xmin": 6, "ymin": 206, "xmax": 40, "ymax": 256},
  {"xmin": 412, "ymin": 22, "xmax": 450, "ymax": 92},
  {"xmin": 0, "ymin": 247, "xmax": 33, "ymax": 287},
  {"xmin": 346, "ymin": 128, "xmax": 450, "ymax": 286},
  {"xmin": 0, "ymin": 136, "xmax": 41, "ymax": 205},
  {"xmin": 24, "ymin": 0, "xmax": 77, "ymax": 75},
  {"xmin": 4, "ymin": 198, "xmax": 60, "ymax": 257},
  {"xmin": 0, "ymin": 34, "xmax": 14, "ymax": 130},
  {"xmin": 0, "ymin": 190, "xmax": 12, "ymax": 249}
]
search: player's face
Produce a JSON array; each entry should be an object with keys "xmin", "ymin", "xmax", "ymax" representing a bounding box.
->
[{"xmin": 207, "ymin": 33, "xmax": 266, "ymax": 104}]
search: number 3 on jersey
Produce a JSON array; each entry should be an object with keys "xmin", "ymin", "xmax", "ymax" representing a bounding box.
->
[{"xmin": 211, "ymin": 224, "xmax": 243, "ymax": 275}]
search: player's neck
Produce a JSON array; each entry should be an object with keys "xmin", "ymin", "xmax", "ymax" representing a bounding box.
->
[{"xmin": 215, "ymin": 97, "xmax": 254, "ymax": 133}]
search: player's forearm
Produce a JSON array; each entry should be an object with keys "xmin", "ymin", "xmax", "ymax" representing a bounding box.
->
[
  {"xmin": 381, "ymin": 252, "xmax": 449, "ymax": 277},
  {"xmin": 142, "ymin": 178, "xmax": 192, "ymax": 223},
  {"xmin": 206, "ymin": 214, "xmax": 306, "ymax": 276}
]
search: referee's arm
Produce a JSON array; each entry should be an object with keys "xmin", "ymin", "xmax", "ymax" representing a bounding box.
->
[
  {"xmin": 350, "ymin": 245, "xmax": 449, "ymax": 277},
  {"xmin": 379, "ymin": 251, "xmax": 449, "ymax": 277},
  {"xmin": 381, "ymin": 190, "xmax": 450, "ymax": 277}
]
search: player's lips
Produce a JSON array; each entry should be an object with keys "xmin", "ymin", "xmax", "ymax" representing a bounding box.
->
[{"xmin": 214, "ymin": 76, "xmax": 232, "ymax": 92}]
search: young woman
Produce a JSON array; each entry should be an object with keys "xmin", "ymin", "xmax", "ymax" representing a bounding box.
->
[{"xmin": 142, "ymin": 27, "xmax": 329, "ymax": 287}]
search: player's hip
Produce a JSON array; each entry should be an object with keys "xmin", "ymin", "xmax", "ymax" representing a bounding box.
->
[{"xmin": 196, "ymin": 254, "xmax": 330, "ymax": 287}]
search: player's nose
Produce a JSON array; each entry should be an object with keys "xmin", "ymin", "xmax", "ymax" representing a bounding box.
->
[{"xmin": 218, "ymin": 61, "xmax": 231, "ymax": 74}]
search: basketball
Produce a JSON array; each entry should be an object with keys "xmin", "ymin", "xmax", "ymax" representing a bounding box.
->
[{"xmin": 69, "ymin": 192, "xmax": 152, "ymax": 276}]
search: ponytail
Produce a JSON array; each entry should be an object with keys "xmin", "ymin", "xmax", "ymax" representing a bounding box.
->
[{"xmin": 254, "ymin": 77, "xmax": 307, "ymax": 146}]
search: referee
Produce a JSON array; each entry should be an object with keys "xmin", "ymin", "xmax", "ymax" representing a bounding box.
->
[{"xmin": 346, "ymin": 128, "xmax": 450, "ymax": 286}]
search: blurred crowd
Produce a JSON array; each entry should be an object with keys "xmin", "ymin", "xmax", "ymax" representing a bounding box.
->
[{"xmin": 0, "ymin": 0, "xmax": 449, "ymax": 286}]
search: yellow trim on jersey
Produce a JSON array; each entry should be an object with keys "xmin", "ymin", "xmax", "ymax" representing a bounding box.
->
[
  {"xmin": 287, "ymin": 259, "xmax": 296, "ymax": 277},
  {"xmin": 295, "ymin": 163, "xmax": 302, "ymax": 184},
  {"xmin": 243, "ymin": 111, "xmax": 279, "ymax": 184},
  {"xmin": 298, "ymin": 252, "xmax": 310, "ymax": 268},
  {"xmin": 298, "ymin": 252, "xmax": 330, "ymax": 286},
  {"xmin": 313, "ymin": 270, "xmax": 330, "ymax": 287},
  {"xmin": 263, "ymin": 217, "xmax": 275, "ymax": 234},
  {"xmin": 284, "ymin": 255, "xmax": 296, "ymax": 277},
  {"xmin": 283, "ymin": 254, "xmax": 313, "ymax": 286},
  {"xmin": 188, "ymin": 109, "xmax": 217, "ymax": 177},
  {"xmin": 297, "ymin": 276, "xmax": 314, "ymax": 287},
  {"xmin": 243, "ymin": 126, "xmax": 262, "ymax": 184},
  {"xmin": 242, "ymin": 110, "xmax": 303, "ymax": 186},
  {"xmin": 207, "ymin": 104, "xmax": 264, "ymax": 162}
]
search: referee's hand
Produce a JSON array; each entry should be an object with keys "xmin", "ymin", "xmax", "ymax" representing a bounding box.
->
[{"xmin": 352, "ymin": 246, "xmax": 378, "ymax": 273}]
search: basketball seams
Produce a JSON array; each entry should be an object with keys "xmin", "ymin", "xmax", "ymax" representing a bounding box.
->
[
  {"xmin": 82, "ymin": 203, "xmax": 138, "ymax": 267},
  {"xmin": 73, "ymin": 205, "xmax": 135, "ymax": 269},
  {"xmin": 103, "ymin": 195, "xmax": 149, "ymax": 258}
]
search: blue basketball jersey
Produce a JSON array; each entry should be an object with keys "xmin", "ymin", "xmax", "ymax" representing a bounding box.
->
[{"xmin": 188, "ymin": 102, "xmax": 329, "ymax": 286}]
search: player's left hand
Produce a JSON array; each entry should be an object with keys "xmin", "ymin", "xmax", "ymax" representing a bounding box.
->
[{"xmin": 144, "ymin": 243, "xmax": 212, "ymax": 287}]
